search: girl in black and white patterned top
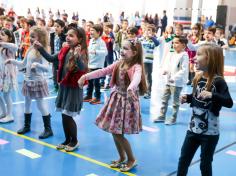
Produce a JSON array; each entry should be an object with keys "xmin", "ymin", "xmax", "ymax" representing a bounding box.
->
[{"xmin": 177, "ymin": 43, "xmax": 233, "ymax": 176}]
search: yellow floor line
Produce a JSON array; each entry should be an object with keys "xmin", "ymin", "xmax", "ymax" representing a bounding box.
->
[{"xmin": 0, "ymin": 127, "xmax": 136, "ymax": 176}]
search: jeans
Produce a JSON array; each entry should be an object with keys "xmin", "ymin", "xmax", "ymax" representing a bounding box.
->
[
  {"xmin": 144, "ymin": 62, "xmax": 153, "ymax": 93},
  {"xmin": 160, "ymin": 85, "xmax": 182, "ymax": 119},
  {"xmin": 177, "ymin": 131, "xmax": 219, "ymax": 176},
  {"xmin": 86, "ymin": 68, "xmax": 101, "ymax": 99}
]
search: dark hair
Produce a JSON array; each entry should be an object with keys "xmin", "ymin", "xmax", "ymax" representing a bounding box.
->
[
  {"xmin": 0, "ymin": 28, "xmax": 15, "ymax": 57},
  {"xmin": 206, "ymin": 27, "xmax": 216, "ymax": 34},
  {"xmin": 68, "ymin": 23, "xmax": 78, "ymax": 29},
  {"xmin": 122, "ymin": 19, "xmax": 128, "ymax": 23},
  {"xmin": 87, "ymin": 21, "xmax": 94, "ymax": 25},
  {"xmin": 127, "ymin": 27, "xmax": 138, "ymax": 35},
  {"xmin": 37, "ymin": 18, "xmax": 46, "ymax": 26},
  {"xmin": 54, "ymin": 19, "xmax": 65, "ymax": 28},
  {"xmin": 66, "ymin": 27, "xmax": 88, "ymax": 71},
  {"xmin": 174, "ymin": 35, "xmax": 188, "ymax": 45},
  {"xmin": 146, "ymin": 24, "xmax": 156, "ymax": 32},
  {"xmin": 91, "ymin": 24, "xmax": 103, "ymax": 36},
  {"xmin": 175, "ymin": 23, "xmax": 183, "ymax": 31},
  {"xmin": 26, "ymin": 19, "xmax": 36, "ymax": 27},
  {"xmin": 103, "ymin": 22, "xmax": 113, "ymax": 29}
]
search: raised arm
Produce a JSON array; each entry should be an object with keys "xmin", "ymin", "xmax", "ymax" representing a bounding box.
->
[
  {"xmin": 85, "ymin": 62, "xmax": 117, "ymax": 80},
  {"xmin": 37, "ymin": 46, "xmax": 58, "ymax": 63},
  {"xmin": 0, "ymin": 42, "xmax": 18, "ymax": 53}
]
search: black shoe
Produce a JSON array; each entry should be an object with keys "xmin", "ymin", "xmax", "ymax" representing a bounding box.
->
[
  {"xmin": 83, "ymin": 96, "xmax": 93, "ymax": 102},
  {"xmin": 17, "ymin": 127, "xmax": 30, "ymax": 134},
  {"xmin": 17, "ymin": 113, "xmax": 32, "ymax": 134},
  {"xmin": 39, "ymin": 114, "xmax": 53, "ymax": 139},
  {"xmin": 39, "ymin": 129, "xmax": 53, "ymax": 139}
]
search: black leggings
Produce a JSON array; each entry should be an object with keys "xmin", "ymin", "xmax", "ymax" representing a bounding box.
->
[
  {"xmin": 177, "ymin": 131, "xmax": 219, "ymax": 176},
  {"xmin": 62, "ymin": 114, "xmax": 78, "ymax": 146}
]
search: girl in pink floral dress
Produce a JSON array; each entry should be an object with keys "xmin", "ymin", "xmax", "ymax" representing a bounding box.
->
[{"xmin": 78, "ymin": 39, "xmax": 147, "ymax": 172}]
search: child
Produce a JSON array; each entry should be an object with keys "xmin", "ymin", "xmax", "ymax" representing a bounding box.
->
[
  {"xmin": 101, "ymin": 22, "xmax": 115, "ymax": 89},
  {"xmin": 78, "ymin": 39, "xmax": 147, "ymax": 172},
  {"xmin": 34, "ymin": 26, "xmax": 88, "ymax": 151},
  {"xmin": 20, "ymin": 19, "xmax": 35, "ymax": 60},
  {"xmin": 177, "ymin": 43, "xmax": 233, "ymax": 176},
  {"xmin": 49, "ymin": 19, "xmax": 66, "ymax": 92},
  {"xmin": 215, "ymin": 27, "xmax": 228, "ymax": 57},
  {"xmin": 187, "ymin": 26, "xmax": 216, "ymax": 51},
  {"xmin": 0, "ymin": 28, "xmax": 18, "ymax": 123},
  {"xmin": 83, "ymin": 24, "xmax": 107, "ymax": 104},
  {"xmin": 127, "ymin": 26, "xmax": 139, "ymax": 40},
  {"xmin": 115, "ymin": 19, "xmax": 129, "ymax": 53},
  {"xmin": 154, "ymin": 36, "xmax": 189, "ymax": 125},
  {"xmin": 187, "ymin": 24, "xmax": 201, "ymax": 85},
  {"xmin": 5, "ymin": 26, "xmax": 53, "ymax": 139},
  {"xmin": 140, "ymin": 24, "xmax": 159, "ymax": 99}
]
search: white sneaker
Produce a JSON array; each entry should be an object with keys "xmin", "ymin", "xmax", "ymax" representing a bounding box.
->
[
  {"xmin": 0, "ymin": 115, "xmax": 14, "ymax": 123},
  {"xmin": 0, "ymin": 113, "xmax": 7, "ymax": 119},
  {"xmin": 164, "ymin": 118, "xmax": 176, "ymax": 125}
]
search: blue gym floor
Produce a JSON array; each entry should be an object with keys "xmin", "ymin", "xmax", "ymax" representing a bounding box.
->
[{"xmin": 0, "ymin": 50, "xmax": 236, "ymax": 176}]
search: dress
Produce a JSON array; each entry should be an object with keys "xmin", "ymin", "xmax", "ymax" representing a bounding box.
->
[
  {"xmin": 0, "ymin": 43, "xmax": 18, "ymax": 92},
  {"xmin": 55, "ymin": 52, "xmax": 83, "ymax": 117},
  {"xmin": 95, "ymin": 67, "xmax": 142, "ymax": 134}
]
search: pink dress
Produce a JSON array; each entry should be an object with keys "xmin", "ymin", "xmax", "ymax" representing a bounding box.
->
[{"xmin": 85, "ymin": 61, "xmax": 142, "ymax": 134}]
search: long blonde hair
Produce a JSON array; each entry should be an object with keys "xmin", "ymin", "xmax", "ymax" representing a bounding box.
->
[
  {"xmin": 30, "ymin": 26, "xmax": 49, "ymax": 57},
  {"xmin": 193, "ymin": 43, "xmax": 224, "ymax": 91}
]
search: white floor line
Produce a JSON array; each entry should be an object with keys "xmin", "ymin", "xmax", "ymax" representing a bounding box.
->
[{"xmin": 13, "ymin": 96, "xmax": 57, "ymax": 105}]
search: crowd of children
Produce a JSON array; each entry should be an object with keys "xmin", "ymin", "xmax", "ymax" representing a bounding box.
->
[{"xmin": 0, "ymin": 6, "xmax": 233, "ymax": 174}]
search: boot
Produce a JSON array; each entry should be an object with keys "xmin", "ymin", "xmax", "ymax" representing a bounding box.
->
[
  {"xmin": 17, "ymin": 113, "xmax": 32, "ymax": 134},
  {"xmin": 39, "ymin": 114, "xmax": 53, "ymax": 139}
]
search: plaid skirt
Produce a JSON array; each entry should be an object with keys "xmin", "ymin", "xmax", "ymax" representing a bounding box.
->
[{"xmin": 22, "ymin": 80, "xmax": 49, "ymax": 99}]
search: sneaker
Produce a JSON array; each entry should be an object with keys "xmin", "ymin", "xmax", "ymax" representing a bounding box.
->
[
  {"xmin": 164, "ymin": 118, "xmax": 176, "ymax": 125},
  {"xmin": 90, "ymin": 98, "xmax": 101, "ymax": 105},
  {"xmin": 144, "ymin": 93, "xmax": 151, "ymax": 99},
  {"xmin": 83, "ymin": 96, "xmax": 93, "ymax": 102},
  {"xmin": 103, "ymin": 85, "xmax": 110, "ymax": 90},
  {"xmin": 0, "ymin": 115, "xmax": 14, "ymax": 123},
  {"xmin": 0, "ymin": 114, "xmax": 6, "ymax": 119},
  {"xmin": 153, "ymin": 116, "xmax": 165, "ymax": 123}
]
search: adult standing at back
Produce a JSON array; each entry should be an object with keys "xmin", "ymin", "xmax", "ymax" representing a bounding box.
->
[{"xmin": 161, "ymin": 10, "xmax": 168, "ymax": 36}]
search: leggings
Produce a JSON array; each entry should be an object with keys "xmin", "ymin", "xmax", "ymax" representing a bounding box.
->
[
  {"xmin": 0, "ymin": 91, "xmax": 13, "ymax": 117},
  {"xmin": 24, "ymin": 96, "xmax": 49, "ymax": 116}
]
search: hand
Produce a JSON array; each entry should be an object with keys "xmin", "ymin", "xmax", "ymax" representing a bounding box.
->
[
  {"xmin": 5, "ymin": 60, "xmax": 11, "ymax": 65},
  {"xmin": 127, "ymin": 89, "xmax": 138, "ymax": 102},
  {"xmin": 74, "ymin": 45, "xmax": 81, "ymax": 56},
  {"xmin": 163, "ymin": 32, "xmax": 168, "ymax": 39},
  {"xmin": 78, "ymin": 75, "xmax": 86, "ymax": 88},
  {"xmin": 89, "ymin": 50, "xmax": 96, "ymax": 55},
  {"xmin": 33, "ymin": 41, "xmax": 43, "ymax": 49},
  {"xmin": 31, "ymin": 62, "xmax": 39, "ymax": 72},
  {"xmin": 62, "ymin": 42, "xmax": 68, "ymax": 47},
  {"xmin": 187, "ymin": 33, "xmax": 192, "ymax": 40},
  {"xmin": 162, "ymin": 71, "xmax": 168, "ymax": 75},
  {"xmin": 180, "ymin": 95, "xmax": 187, "ymax": 104},
  {"xmin": 197, "ymin": 90, "xmax": 212, "ymax": 100}
]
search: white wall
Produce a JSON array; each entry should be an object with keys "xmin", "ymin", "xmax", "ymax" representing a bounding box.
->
[{"xmin": 1, "ymin": 0, "xmax": 172, "ymax": 22}]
